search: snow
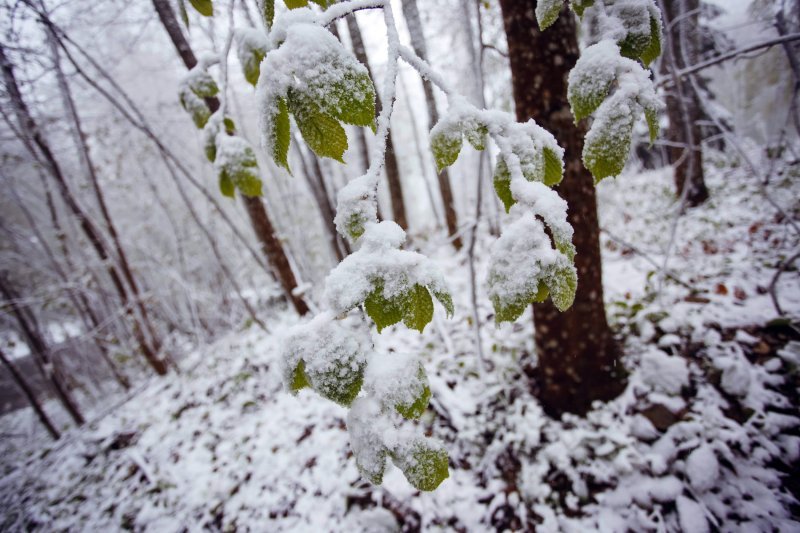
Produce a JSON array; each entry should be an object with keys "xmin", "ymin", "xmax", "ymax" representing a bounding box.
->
[
  {"xmin": 638, "ymin": 348, "xmax": 689, "ymax": 395},
  {"xmin": 685, "ymin": 444, "xmax": 720, "ymax": 492}
]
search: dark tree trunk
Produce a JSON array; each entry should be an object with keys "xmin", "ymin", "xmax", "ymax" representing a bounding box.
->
[
  {"xmin": 661, "ymin": 0, "xmax": 709, "ymax": 206},
  {"xmin": 0, "ymin": 44, "xmax": 167, "ymax": 376},
  {"xmin": 46, "ymin": 22, "xmax": 164, "ymax": 358},
  {"xmin": 151, "ymin": 0, "xmax": 310, "ymax": 315},
  {"xmin": 345, "ymin": 14, "xmax": 409, "ymax": 231},
  {"xmin": 499, "ymin": 2, "xmax": 626, "ymax": 417},
  {"xmin": 0, "ymin": 348, "xmax": 60, "ymax": 440},
  {"xmin": 0, "ymin": 274, "xmax": 85, "ymax": 426},
  {"xmin": 400, "ymin": 0, "xmax": 462, "ymax": 249}
]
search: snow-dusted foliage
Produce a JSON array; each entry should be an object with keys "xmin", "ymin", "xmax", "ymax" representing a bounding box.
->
[
  {"xmin": 541, "ymin": 0, "xmax": 663, "ymax": 182},
  {"xmin": 174, "ymin": 0, "xmax": 663, "ymax": 492}
]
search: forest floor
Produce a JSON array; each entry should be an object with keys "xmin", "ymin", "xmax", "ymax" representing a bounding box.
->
[{"xmin": 1, "ymin": 149, "xmax": 799, "ymax": 532}]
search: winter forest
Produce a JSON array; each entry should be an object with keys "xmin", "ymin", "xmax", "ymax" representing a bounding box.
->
[{"xmin": 0, "ymin": 0, "xmax": 799, "ymax": 530}]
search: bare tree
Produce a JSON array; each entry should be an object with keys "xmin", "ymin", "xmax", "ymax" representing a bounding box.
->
[
  {"xmin": 660, "ymin": 0, "xmax": 709, "ymax": 206},
  {"xmin": 0, "ymin": 348, "xmax": 60, "ymax": 440},
  {"xmin": 0, "ymin": 43, "xmax": 168, "ymax": 375},
  {"xmin": 499, "ymin": 2, "xmax": 626, "ymax": 417}
]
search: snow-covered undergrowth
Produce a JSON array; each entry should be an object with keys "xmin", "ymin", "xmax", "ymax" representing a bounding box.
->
[{"xmin": 1, "ymin": 155, "xmax": 798, "ymax": 531}]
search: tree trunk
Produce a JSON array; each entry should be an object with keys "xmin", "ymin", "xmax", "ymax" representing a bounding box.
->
[
  {"xmin": 0, "ymin": 273, "xmax": 85, "ymax": 426},
  {"xmin": 0, "ymin": 348, "xmax": 60, "ymax": 440},
  {"xmin": 399, "ymin": 0, "xmax": 461, "ymax": 248},
  {"xmin": 499, "ymin": 2, "xmax": 626, "ymax": 417},
  {"xmin": 345, "ymin": 14, "xmax": 409, "ymax": 231},
  {"xmin": 151, "ymin": 0, "xmax": 310, "ymax": 315},
  {"xmin": 0, "ymin": 44, "xmax": 168, "ymax": 376},
  {"xmin": 661, "ymin": 0, "xmax": 709, "ymax": 207},
  {"xmin": 45, "ymin": 19, "xmax": 164, "ymax": 359}
]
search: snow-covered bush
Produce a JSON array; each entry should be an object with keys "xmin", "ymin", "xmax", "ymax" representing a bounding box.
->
[{"xmin": 175, "ymin": 0, "xmax": 664, "ymax": 491}]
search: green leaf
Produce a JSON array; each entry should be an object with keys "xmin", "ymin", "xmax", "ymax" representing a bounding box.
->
[
  {"xmin": 403, "ymin": 284, "xmax": 434, "ymax": 333},
  {"xmin": 548, "ymin": 264, "xmax": 577, "ymax": 312},
  {"xmin": 319, "ymin": 71, "xmax": 377, "ymax": 129},
  {"xmin": 189, "ymin": 72, "xmax": 219, "ymax": 98},
  {"xmin": 396, "ymin": 383, "xmax": 430, "ymax": 419},
  {"xmin": 284, "ymin": 0, "xmax": 308, "ymax": 8},
  {"xmin": 205, "ymin": 136, "xmax": 217, "ymax": 162},
  {"xmin": 392, "ymin": 441, "xmax": 449, "ymax": 492},
  {"xmin": 493, "ymin": 158, "xmax": 515, "ymax": 213},
  {"xmin": 179, "ymin": 91, "xmax": 211, "ymax": 129},
  {"xmin": 583, "ymin": 100, "xmax": 635, "ymax": 182},
  {"xmin": 536, "ymin": 0, "xmax": 564, "ymax": 30},
  {"xmin": 464, "ymin": 123, "xmax": 488, "ymax": 151},
  {"xmin": 234, "ymin": 168, "xmax": 263, "ymax": 197},
  {"xmin": 356, "ymin": 447, "xmax": 387, "ymax": 485},
  {"xmin": 344, "ymin": 212, "xmax": 367, "ymax": 241},
  {"xmin": 243, "ymin": 48, "xmax": 265, "ymax": 87},
  {"xmin": 268, "ymin": 98, "xmax": 291, "ymax": 172},
  {"xmin": 309, "ymin": 358, "xmax": 364, "ymax": 406},
  {"xmin": 542, "ymin": 147, "xmax": 564, "ymax": 186},
  {"xmin": 223, "ymin": 117, "xmax": 236, "ymax": 134},
  {"xmin": 263, "ymin": 0, "xmax": 275, "ymax": 28},
  {"xmin": 568, "ymin": 77, "xmax": 612, "ymax": 122},
  {"xmin": 431, "ymin": 128, "xmax": 463, "ymax": 172},
  {"xmin": 395, "ymin": 367, "xmax": 430, "ymax": 420},
  {"xmin": 364, "ymin": 283, "xmax": 406, "ymax": 332},
  {"xmin": 644, "ymin": 105, "xmax": 658, "ymax": 146},
  {"xmin": 289, "ymin": 91, "xmax": 347, "ymax": 162},
  {"xmin": 432, "ymin": 290, "xmax": 454, "ymax": 318},
  {"xmin": 491, "ymin": 281, "xmax": 549, "ymax": 324},
  {"xmin": 290, "ymin": 360, "xmax": 310, "ymax": 392},
  {"xmin": 310, "ymin": 0, "xmax": 335, "ymax": 6},
  {"xmin": 570, "ymin": 0, "xmax": 593, "ymax": 17},
  {"xmin": 640, "ymin": 16, "xmax": 662, "ymax": 67},
  {"xmin": 189, "ymin": 0, "xmax": 213, "ymax": 16},
  {"xmin": 219, "ymin": 171, "xmax": 235, "ymax": 198},
  {"xmin": 178, "ymin": 0, "xmax": 190, "ymax": 27}
]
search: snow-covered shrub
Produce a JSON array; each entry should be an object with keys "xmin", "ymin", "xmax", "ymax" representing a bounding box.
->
[{"xmin": 175, "ymin": 0, "xmax": 664, "ymax": 491}]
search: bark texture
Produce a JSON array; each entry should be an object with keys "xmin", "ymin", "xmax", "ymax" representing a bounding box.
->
[
  {"xmin": 346, "ymin": 14, "xmax": 409, "ymax": 231},
  {"xmin": 499, "ymin": 2, "xmax": 626, "ymax": 417},
  {"xmin": 400, "ymin": 0, "xmax": 462, "ymax": 248},
  {"xmin": 151, "ymin": 0, "xmax": 310, "ymax": 315},
  {"xmin": 661, "ymin": 0, "xmax": 709, "ymax": 206}
]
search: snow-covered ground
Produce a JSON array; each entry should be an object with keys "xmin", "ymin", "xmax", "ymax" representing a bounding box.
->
[{"xmin": 1, "ymin": 152, "xmax": 798, "ymax": 531}]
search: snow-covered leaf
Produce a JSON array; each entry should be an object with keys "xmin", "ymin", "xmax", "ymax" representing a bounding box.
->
[
  {"xmin": 543, "ymin": 146, "xmax": 564, "ymax": 186},
  {"xmin": 431, "ymin": 127, "xmax": 463, "ymax": 172},
  {"xmin": 364, "ymin": 282, "xmax": 406, "ymax": 333},
  {"xmin": 289, "ymin": 91, "xmax": 347, "ymax": 162},
  {"xmin": 391, "ymin": 438, "xmax": 449, "ymax": 492},
  {"xmin": 570, "ymin": 0, "xmax": 594, "ymax": 17},
  {"xmin": 402, "ymin": 284, "xmax": 434, "ymax": 333},
  {"xmin": 583, "ymin": 94, "xmax": 635, "ymax": 182},
  {"xmin": 536, "ymin": 0, "xmax": 564, "ymax": 30},
  {"xmin": 640, "ymin": 15, "xmax": 662, "ymax": 67},
  {"xmin": 568, "ymin": 41, "xmax": 616, "ymax": 122}
]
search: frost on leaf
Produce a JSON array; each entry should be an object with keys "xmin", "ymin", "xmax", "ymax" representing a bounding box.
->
[
  {"xmin": 428, "ymin": 107, "xmax": 490, "ymax": 171},
  {"xmin": 430, "ymin": 125, "xmax": 463, "ymax": 172},
  {"xmin": 347, "ymin": 398, "xmax": 389, "ymax": 484},
  {"xmin": 390, "ymin": 438, "xmax": 449, "ymax": 491},
  {"xmin": 536, "ymin": 0, "xmax": 564, "ymax": 30},
  {"xmin": 236, "ymin": 28, "xmax": 268, "ymax": 86},
  {"xmin": 348, "ymin": 398, "xmax": 449, "ymax": 491},
  {"xmin": 258, "ymin": 22, "xmax": 376, "ymax": 172},
  {"xmin": 179, "ymin": 88, "xmax": 211, "ymax": 129},
  {"xmin": 280, "ymin": 313, "xmax": 369, "ymax": 407},
  {"xmin": 324, "ymin": 221, "xmax": 452, "ymax": 333},
  {"xmin": 364, "ymin": 353, "xmax": 431, "ymax": 420},
  {"xmin": 569, "ymin": 39, "xmax": 660, "ymax": 182},
  {"xmin": 570, "ymin": 0, "xmax": 594, "ymax": 17},
  {"xmin": 334, "ymin": 175, "xmax": 378, "ymax": 241},
  {"xmin": 214, "ymin": 135, "xmax": 263, "ymax": 197},
  {"xmin": 488, "ymin": 209, "xmax": 577, "ymax": 323}
]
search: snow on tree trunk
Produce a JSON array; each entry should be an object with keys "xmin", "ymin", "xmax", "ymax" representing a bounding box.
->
[
  {"xmin": 661, "ymin": 0, "xmax": 709, "ymax": 207},
  {"xmin": 499, "ymin": 1, "xmax": 626, "ymax": 417}
]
